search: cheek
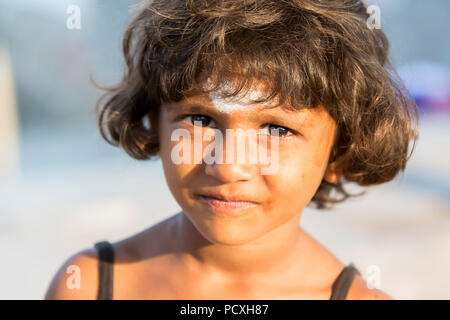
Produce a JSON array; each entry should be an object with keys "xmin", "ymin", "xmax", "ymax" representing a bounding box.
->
[
  {"xmin": 267, "ymin": 144, "xmax": 328, "ymax": 210},
  {"xmin": 159, "ymin": 123, "xmax": 204, "ymax": 184},
  {"xmin": 158, "ymin": 122, "xmax": 192, "ymax": 202}
]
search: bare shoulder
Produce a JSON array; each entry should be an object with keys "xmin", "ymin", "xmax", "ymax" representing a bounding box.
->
[
  {"xmin": 113, "ymin": 214, "xmax": 179, "ymax": 262},
  {"xmin": 298, "ymin": 230, "xmax": 392, "ymax": 300},
  {"xmin": 297, "ymin": 230, "xmax": 347, "ymax": 292},
  {"xmin": 44, "ymin": 214, "xmax": 179, "ymax": 300},
  {"xmin": 347, "ymin": 274, "xmax": 393, "ymax": 300},
  {"xmin": 44, "ymin": 246, "xmax": 99, "ymax": 300}
]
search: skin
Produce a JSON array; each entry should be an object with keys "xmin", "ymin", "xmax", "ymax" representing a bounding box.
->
[
  {"xmin": 45, "ymin": 83, "xmax": 392, "ymax": 300},
  {"xmin": 203, "ymin": 79, "xmax": 271, "ymax": 114}
]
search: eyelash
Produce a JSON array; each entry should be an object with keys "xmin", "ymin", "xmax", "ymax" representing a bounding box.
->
[
  {"xmin": 180, "ymin": 114, "xmax": 297, "ymax": 137},
  {"xmin": 183, "ymin": 114, "xmax": 216, "ymax": 128},
  {"xmin": 261, "ymin": 124, "xmax": 295, "ymax": 137}
]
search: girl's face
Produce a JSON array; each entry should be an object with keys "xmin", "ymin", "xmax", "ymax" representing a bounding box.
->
[{"xmin": 158, "ymin": 85, "xmax": 339, "ymax": 246}]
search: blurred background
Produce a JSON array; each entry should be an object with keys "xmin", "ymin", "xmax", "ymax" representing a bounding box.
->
[{"xmin": 0, "ymin": 0, "xmax": 449, "ymax": 299}]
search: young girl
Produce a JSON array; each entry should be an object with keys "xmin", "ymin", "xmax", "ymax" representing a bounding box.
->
[{"xmin": 45, "ymin": 0, "xmax": 418, "ymax": 300}]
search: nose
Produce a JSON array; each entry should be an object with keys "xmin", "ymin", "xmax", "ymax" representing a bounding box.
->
[
  {"xmin": 202, "ymin": 124, "xmax": 266, "ymax": 183},
  {"xmin": 204, "ymin": 132, "xmax": 258, "ymax": 183},
  {"xmin": 204, "ymin": 162, "xmax": 256, "ymax": 183}
]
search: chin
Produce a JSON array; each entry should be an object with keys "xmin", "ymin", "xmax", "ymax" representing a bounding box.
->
[{"xmin": 191, "ymin": 218, "xmax": 262, "ymax": 246}]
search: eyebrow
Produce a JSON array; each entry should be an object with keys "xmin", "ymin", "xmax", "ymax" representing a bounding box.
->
[{"xmin": 168, "ymin": 103, "xmax": 212, "ymax": 114}]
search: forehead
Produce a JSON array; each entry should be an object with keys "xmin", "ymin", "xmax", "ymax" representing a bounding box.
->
[
  {"xmin": 166, "ymin": 78, "xmax": 287, "ymax": 113},
  {"xmin": 200, "ymin": 78, "xmax": 273, "ymax": 113}
]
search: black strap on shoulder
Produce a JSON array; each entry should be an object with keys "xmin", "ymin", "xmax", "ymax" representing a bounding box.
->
[
  {"xmin": 94, "ymin": 241, "xmax": 114, "ymax": 300},
  {"xmin": 329, "ymin": 263, "xmax": 360, "ymax": 300}
]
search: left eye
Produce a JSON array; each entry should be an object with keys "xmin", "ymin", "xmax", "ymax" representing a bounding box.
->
[
  {"xmin": 184, "ymin": 114, "xmax": 216, "ymax": 128},
  {"xmin": 260, "ymin": 124, "xmax": 293, "ymax": 137}
]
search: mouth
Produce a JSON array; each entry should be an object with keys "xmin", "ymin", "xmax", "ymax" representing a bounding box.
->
[{"xmin": 196, "ymin": 194, "xmax": 259, "ymax": 214}]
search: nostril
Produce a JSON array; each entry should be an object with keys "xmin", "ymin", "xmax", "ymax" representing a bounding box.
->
[{"xmin": 204, "ymin": 162, "xmax": 254, "ymax": 183}]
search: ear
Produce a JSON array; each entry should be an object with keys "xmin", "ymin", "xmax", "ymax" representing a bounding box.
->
[{"xmin": 323, "ymin": 158, "xmax": 343, "ymax": 184}]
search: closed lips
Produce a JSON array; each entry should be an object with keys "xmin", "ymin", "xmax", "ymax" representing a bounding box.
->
[
  {"xmin": 196, "ymin": 193, "xmax": 259, "ymax": 203},
  {"xmin": 197, "ymin": 194, "xmax": 259, "ymax": 212}
]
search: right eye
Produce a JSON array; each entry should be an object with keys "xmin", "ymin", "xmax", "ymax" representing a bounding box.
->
[{"xmin": 184, "ymin": 114, "xmax": 216, "ymax": 128}]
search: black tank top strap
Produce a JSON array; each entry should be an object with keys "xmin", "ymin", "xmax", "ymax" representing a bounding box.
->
[
  {"xmin": 94, "ymin": 240, "xmax": 115, "ymax": 300},
  {"xmin": 329, "ymin": 263, "xmax": 360, "ymax": 300}
]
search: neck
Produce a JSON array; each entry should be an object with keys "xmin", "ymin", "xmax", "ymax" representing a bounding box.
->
[{"xmin": 174, "ymin": 211, "xmax": 305, "ymax": 280}]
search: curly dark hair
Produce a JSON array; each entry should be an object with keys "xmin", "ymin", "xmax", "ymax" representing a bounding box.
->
[{"xmin": 95, "ymin": 0, "xmax": 419, "ymax": 209}]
